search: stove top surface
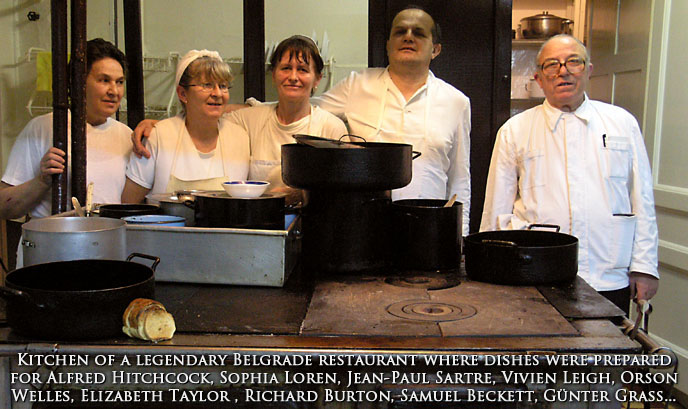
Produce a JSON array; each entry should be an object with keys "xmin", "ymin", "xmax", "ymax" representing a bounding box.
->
[{"xmin": 302, "ymin": 278, "xmax": 578, "ymax": 337}]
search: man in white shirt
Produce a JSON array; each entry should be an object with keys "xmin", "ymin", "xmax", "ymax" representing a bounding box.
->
[
  {"xmin": 316, "ymin": 6, "xmax": 471, "ymax": 235},
  {"xmin": 1, "ymin": 38, "xmax": 132, "ymax": 221},
  {"xmin": 480, "ymin": 34, "xmax": 658, "ymax": 314}
]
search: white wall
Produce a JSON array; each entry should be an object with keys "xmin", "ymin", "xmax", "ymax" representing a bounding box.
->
[{"xmin": 644, "ymin": 0, "xmax": 688, "ymax": 400}]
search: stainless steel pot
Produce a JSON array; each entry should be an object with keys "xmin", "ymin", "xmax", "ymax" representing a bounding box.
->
[
  {"xmin": 21, "ymin": 217, "xmax": 126, "ymax": 266},
  {"xmin": 150, "ymin": 193, "xmax": 196, "ymax": 226},
  {"xmin": 520, "ymin": 11, "xmax": 573, "ymax": 39}
]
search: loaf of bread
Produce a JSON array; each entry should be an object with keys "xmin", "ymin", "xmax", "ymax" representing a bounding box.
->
[{"xmin": 122, "ymin": 298, "xmax": 176, "ymax": 342}]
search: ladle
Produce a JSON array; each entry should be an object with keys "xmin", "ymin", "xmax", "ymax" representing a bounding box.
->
[{"xmin": 444, "ymin": 194, "xmax": 457, "ymax": 208}]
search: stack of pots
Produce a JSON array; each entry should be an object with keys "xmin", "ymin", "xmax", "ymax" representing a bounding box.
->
[{"xmin": 282, "ymin": 141, "xmax": 414, "ymax": 274}]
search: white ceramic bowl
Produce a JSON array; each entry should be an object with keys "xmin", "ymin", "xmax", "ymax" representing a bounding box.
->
[{"xmin": 222, "ymin": 181, "xmax": 270, "ymax": 198}]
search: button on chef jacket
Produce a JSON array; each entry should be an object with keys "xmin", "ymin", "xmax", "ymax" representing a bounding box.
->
[
  {"xmin": 480, "ymin": 96, "xmax": 658, "ymax": 291},
  {"xmin": 316, "ymin": 68, "xmax": 471, "ymax": 235}
]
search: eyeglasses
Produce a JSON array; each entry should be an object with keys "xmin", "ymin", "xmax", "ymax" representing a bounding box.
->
[
  {"xmin": 539, "ymin": 57, "xmax": 586, "ymax": 77},
  {"xmin": 186, "ymin": 82, "xmax": 231, "ymax": 93}
]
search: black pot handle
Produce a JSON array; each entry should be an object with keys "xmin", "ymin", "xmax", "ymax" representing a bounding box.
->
[
  {"xmin": 341, "ymin": 134, "xmax": 367, "ymax": 143},
  {"xmin": 412, "ymin": 151, "xmax": 422, "ymax": 160},
  {"xmin": 0, "ymin": 286, "xmax": 46, "ymax": 309},
  {"xmin": 527, "ymin": 223, "xmax": 560, "ymax": 232},
  {"xmin": 126, "ymin": 253, "xmax": 161, "ymax": 272}
]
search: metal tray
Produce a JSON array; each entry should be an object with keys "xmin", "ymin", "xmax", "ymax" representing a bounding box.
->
[{"xmin": 125, "ymin": 217, "xmax": 301, "ymax": 287}]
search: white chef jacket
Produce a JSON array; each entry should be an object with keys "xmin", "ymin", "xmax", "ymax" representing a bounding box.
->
[
  {"xmin": 480, "ymin": 96, "xmax": 658, "ymax": 291},
  {"xmin": 126, "ymin": 114, "xmax": 249, "ymax": 196},
  {"xmin": 226, "ymin": 103, "xmax": 346, "ymax": 188},
  {"xmin": 316, "ymin": 68, "xmax": 471, "ymax": 235},
  {"xmin": 2, "ymin": 112, "xmax": 132, "ymax": 218}
]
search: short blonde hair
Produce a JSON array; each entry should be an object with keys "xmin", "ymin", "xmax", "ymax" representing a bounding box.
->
[{"xmin": 177, "ymin": 57, "xmax": 232, "ymax": 113}]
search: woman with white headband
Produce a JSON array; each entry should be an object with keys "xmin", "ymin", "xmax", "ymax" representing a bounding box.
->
[{"xmin": 122, "ymin": 50, "xmax": 249, "ymax": 202}]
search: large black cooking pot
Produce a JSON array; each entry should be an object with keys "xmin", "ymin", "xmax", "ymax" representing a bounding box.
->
[
  {"xmin": 193, "ymin": 191, "xmax": 285, "ymax": 230},
  {"xmin": 0, "ymin": 253, "xmax": 158, "ymax": 340},
  {"xmin": 282, "ymin": 141, "xmax": 414, "ymax": 191},
  {"xmin": 464, "ymin": 225, "xmax": 578, "ymax": 285},
  {"xmin": 99, "ymin": 203, "xmax": 161, "ymax": 219},
  {"xmin": 390, "ymin": 199, "xmax": 463, "ymax": 271}
]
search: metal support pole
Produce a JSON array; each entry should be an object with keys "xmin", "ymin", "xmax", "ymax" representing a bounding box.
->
[
  {"xmin": 50, "ymin": 0, "xmax": 69, "ymax": 215},
  {"xmin": 70, "ymin": 0, "xmax": 87, "ymax": 206},
  {"xmin": 243, "ymin": 0, "xmax": 265, "ymax": 100},
  {"xmin": 123, "ymin": 0, "xmax": 145, "ymax": 128}
]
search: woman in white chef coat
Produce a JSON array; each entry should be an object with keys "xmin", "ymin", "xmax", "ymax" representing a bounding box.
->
[
  {"xmin": 224, "ymin": 35, "xmax": 346, "ymax": 193},
  {"xmin": 121, "ymin": 50, "xmax": 249, "ymax": 203}
]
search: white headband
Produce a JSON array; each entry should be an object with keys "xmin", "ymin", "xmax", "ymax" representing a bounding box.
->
[{"xmin": 175, "ymin": 49, "xmax": 223, "ymax": 87}]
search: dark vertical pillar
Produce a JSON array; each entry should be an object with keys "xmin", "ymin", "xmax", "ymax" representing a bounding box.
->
[
  {"xmin": 243, "ymin": 0, "xmax": 265, "ymax": 100},
  {"xmin": 123, "ymin": 0, "xmax": 145, "ymax": 128},
  {"xmin": 368, "ymin": 0, "xmax": 388, "ymax": 68},
  {"xmin": 70, "ymin": 0, "xmax": 87, "ymax": 206},
  {"xmin": 51, "ymin": 0, "xmax": 69, "ymax": 214}
]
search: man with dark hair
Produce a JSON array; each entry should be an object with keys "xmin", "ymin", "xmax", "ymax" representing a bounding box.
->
[
  {"xmin": 0, "ymin": 38, "xmax": 132, "ymax": 264},
  {"xmin": 316, "ymin": 6, "xmax": 471, "ymax": 234}
]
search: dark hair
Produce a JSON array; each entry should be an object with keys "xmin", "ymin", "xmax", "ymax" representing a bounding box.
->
[
  {"xmin": 269, "ymin": 35, "xmax": 324, "ymax": 76},
  {"xmin": 86, "ymin": 38, "xmax": 127, "ymax": 75},
  {"xmin": 398, "ymin": 4, "xmax": 442, "ymax": 44}
]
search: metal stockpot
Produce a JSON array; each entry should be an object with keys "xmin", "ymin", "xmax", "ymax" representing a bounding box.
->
[
  {"xmin": 520, "ymin": 11, "xmax": 573, "ymax": 39},
  {"xmin": 21, "ymin": 217, "xmax": 126, "ymax": 266},
  {"xmin": 390, "ymin": 199, "xmax": 462, "ymax": 271},
  {"xmin": 150, "ymin": 193, "xmax": 196, "ymax": 226}
]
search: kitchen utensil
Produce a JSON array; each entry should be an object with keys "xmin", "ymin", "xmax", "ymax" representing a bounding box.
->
[
  {"xmin": 85, "ymin": 182, "xmax": 94, "ymax": 213},
  {"xmin": 193, "ymin": 191, "xmax": 285, "ymax": 230},
  {"xmin": 0, "ymin": 253, "xmax": 157, "ymax": 340},
  {"xmin": 282, "ymin": 140, "xmax": 415, "ymax": 191},
  {"xmin": 222, "ymin": 180, "xmax": 270, "ymax": 198},
  {"xmin": 390, "ymin": 199, "xmax": 462, "ymax": 271},
  {"xmin": 464, "ymin": 224, "xmax": 578, "ymax": 285},
  {"xmin": 21, "ymin": 216, "xmax": 126, "ymax": 266},
  {"xmin": 444, "ymin": 194, "xmax": 457, "ymax": 208},
  {"xmin": 72, "ymin": 197, "xmax": 85, "ymax": 217},
  {"xmin": 150, "ymin": 193, "xmax": 196, "ymax": 226},
  {"xmin": 520, "ymin": 11, "xmax": 573, "ymax": 39},
  {"xmin": 99, "ymin": 203, "xmax": 161, "ymax": 219},
  {"xmin": 122, "ymin": 215, "xmax": 186, "ymax": 226}
]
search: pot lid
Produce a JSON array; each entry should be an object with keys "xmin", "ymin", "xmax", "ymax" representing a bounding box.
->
[
  {"xmin": 192, "ymin": 191, "xmax": 286, "ymax": 200},
  {"xmin": 521, "ymin": 11, "xmax": 567, "ymax": 22}
]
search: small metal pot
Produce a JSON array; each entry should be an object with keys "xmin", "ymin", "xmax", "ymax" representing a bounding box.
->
[
  {"xmin": 150, "ymin": 193, "xmax": 196, "ymax": 226},
  {"xmin": 520, "ymin": 11, "xmax": 573, "ymax": 39},
  {"xmin": 390, "ymin": 199, "xmax": 462, "ymax": 271}
]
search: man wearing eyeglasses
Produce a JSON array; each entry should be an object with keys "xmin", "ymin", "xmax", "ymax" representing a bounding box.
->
[{"xmin": 480, "ymin": 34, "xmax": 658, "ymax": 315}]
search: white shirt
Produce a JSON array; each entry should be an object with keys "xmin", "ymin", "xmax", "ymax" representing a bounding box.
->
[
  {"xmin": 2, "ymin": 113, "xmax": 132, "ymax": 218},
  {"xmin": 316, "ymin": 68, "xmax": 471, "ymax": 235},
  {"xmin": 226, "ymin": 103, "xmax": 347, "ymax": 187},
  {"xmin": 480, "ymin": 97, "xmax": 658, "ymax": 291},
  {"xmin": 126, "ymin": 114, "xmax": 249, "ymax": 195}
]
